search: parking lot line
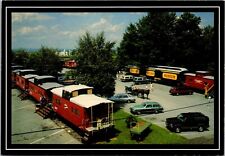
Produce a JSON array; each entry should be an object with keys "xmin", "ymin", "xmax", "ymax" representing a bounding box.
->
[{"xmin": 30, "ymin": 129, "xmax": 64, "ymax": 144}]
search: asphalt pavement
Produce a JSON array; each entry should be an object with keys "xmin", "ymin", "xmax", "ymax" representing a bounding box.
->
[
  {"xmin": 114, "ymin": 79, "xmax": 215, "ymax": 140},
  {"xmin": 11, "ymin": 89, "xmax": 81, "ymax": 144}
]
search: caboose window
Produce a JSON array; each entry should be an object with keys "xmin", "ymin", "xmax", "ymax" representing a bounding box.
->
[
  {"xmin": 71, "ymin": 107, "xmax": 80, "ymax": 116},
  {"xmin": 55, "ymin": 99, "xmax": 61, "ymax": 105},
  {"xmin": 62, "ymin": 90, "xmax": 71, "ymax": 100}
]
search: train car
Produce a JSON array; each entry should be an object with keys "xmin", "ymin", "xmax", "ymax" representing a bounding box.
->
[
  {"xmin": 64, "ymin": 60, "xmax": 77, "ymax": 68},
  {"xmin": 12, "ymin": 69, "xmax": 22, "ymax": 84},
  {"xmin": 11, "ymin": 65, "xmax": 23, "ymax": 83},
  {"xmin": 146, "ymin": 65, "xmax": 188, "ymax": 84},
  {"xmin": 51, "ymin": 84, "xmax": 114, "ymax": 140},
  {"xmin": 15, "ymin": 69, "xmax": 37, "ymax": 90},
  {"xmin": 126, "ymin": 65, "xmax": 140, "ymax": 75},
  {"xmin": 28, "ymin": 75, "xmax": 63, "ymax": 102},
  {"xmin": 19, "ymin": 74, "xmax": 39, "ymax": 90},
  {"xmin": 183, "ymin": 71, "xmax": 214, "ymax": 95}
]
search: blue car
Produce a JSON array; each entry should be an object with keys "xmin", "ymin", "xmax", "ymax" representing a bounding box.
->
[{"xmin": 108, "ymin": 93, "xmax": 136, "ymax": 103}]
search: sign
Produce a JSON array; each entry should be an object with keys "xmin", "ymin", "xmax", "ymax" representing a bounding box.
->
[
  {"xmin": 130, "ymin": 68, "xmax": 139, "ymax": 74},
  {"xmin": 146, "ymin": 70, "xmax": 155, "ymax": 77},
  {"xmin": 162, "ymin": 73, "xmax": 177, "ymax": 80}
]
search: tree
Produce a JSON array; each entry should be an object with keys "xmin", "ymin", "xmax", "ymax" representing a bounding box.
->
[
  {"xmin": 73, "ymin": 32, "xmax": 116, "ymax": 97},
  {"xmin": 28, "ymin": 46, "xmax": 63, "ymax": 76},
  {"xmin": 12, "ymin": 48, "xmax": 30, "ymax": 68},
  {"xmin": 201, "ymin": 26, "xmax": 215, "ymax": 73},
  {"xmin": 117, "ymin": 12, "xmax": 177, "ymax": 70}
]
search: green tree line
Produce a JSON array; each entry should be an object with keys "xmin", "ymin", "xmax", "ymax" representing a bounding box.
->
[{"xmin": 117, "ymin": 12, "xmax": 215, "ymax": 74}]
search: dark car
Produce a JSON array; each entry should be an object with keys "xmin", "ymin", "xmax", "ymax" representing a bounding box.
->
[
  {"xmin": 169, "ymin": 86, "xmax": 193, "ymax": 95},
  {"xmin": 108, "ymin": 93, "xmax": 136, "ymax": 103},
  {"xmin": 166, "ymin": 112, "xmax": 209, "ymax": 133},
  {"xmin": 130, "ymin": 101, "xmax": 163, "ymax": 115}
]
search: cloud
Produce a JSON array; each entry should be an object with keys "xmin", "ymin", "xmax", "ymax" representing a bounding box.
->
[
  {"xmin": 18, "ymin": 25, "xmax": 46, "ymax": 35},
  {"xmin": 12, "ymin": 13, "xmax": 53, "ymax": 23},
  {"xmin": 90, "ymin": 18, "xmax": 124, "ymax": 33},
  {"xmin": 62, "ymin": 13, "xmax": 90, "ymax": 16}
]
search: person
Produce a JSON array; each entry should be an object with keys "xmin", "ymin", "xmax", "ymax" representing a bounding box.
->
[{"xmin": 150, "ymin": 82, "xmax": 154, "ymax": 93}]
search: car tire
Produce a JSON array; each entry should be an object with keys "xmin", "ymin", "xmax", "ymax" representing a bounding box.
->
[
  {"xmin": 175, "ymin": 127, "xmax": 181, "ymax": 133},
  {"xmin": 136, "ymin": 111, "xmax": 141, "ymax": 115},
  {"xmin": 198, "ymin": 126, "xmax": 204, "ymax": 132},
  {"xmin": 155, "ymin": 110, "xmax": 158, "ymax": 114}
]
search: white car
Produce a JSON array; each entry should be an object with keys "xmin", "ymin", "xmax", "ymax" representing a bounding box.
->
[{"xmin": 120, "ymin": 75, "xmax": 134, "ymax": 82}]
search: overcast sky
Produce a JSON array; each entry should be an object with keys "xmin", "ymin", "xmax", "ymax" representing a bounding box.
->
[{"xmin": 12, "ymin": 12, "xmax": 214, "ymax": 50}]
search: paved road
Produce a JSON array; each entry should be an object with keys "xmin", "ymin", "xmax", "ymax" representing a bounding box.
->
[
  {"xmin": 12, "ymin": 89, "xmax": 81, "ymax": 144},
  {"xmin": 114, "ymin": 79, "xmax": 215, "ymax": 140}
]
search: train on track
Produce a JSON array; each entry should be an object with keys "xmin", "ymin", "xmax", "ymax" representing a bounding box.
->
[{"xmin": 11, "ymin": 65, "xmax": 114, "ymax": 142}]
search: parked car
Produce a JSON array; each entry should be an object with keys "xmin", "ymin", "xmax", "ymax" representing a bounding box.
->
[
  {"xmin": 169, "ymin": 86, "xmax": 193, "ymax": 95},
  {"xmin": 130, "ymin": 101, "xmax": 163, "ymax": 115},
  {"xmin": 108, "ymin": 93, "xmax": 136, "ymax": 103},
  {"xmin": 133, "ymin": 76, "xmax": 150, "ymax": 85},
  {"xmin": 120, "ymin": 75, "xmax": 134, "ymax": 82},
  {"xmin": 166, "ymin": 112, "xmax": 209, "ymax": 133}
]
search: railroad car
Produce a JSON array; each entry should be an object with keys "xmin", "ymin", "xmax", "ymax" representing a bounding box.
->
[
  {"xmin": 51, "ymin": 84, "xmax": 114, "ymax": 140},
  {"xmin": 28, "ymin": 75, "xmax": 63, "ymax": 102},
  {"xmin": 126, "ymin": 65, "xmax": 140, "ymax": 75},
  {"xmin": 64, "ymin": 60, "xmax": 77, "ymax": 68},
  {"xmin": 19, "ymin": 74, "xmax": 39, "ymax": 90},
  {"xmin": 11, "ymin": 65, "xmax": 24, "ymax": 83},
  {"xmin": 15, "ymin": 69, "xmax": 37, "ymax": 90},
  {"xmin": 183, "ymin": 71, "xmax": 214, "ymax": 96},
  {"xmin": 146, "ymin": 65, "xmax": 188, "ymax": 84}
]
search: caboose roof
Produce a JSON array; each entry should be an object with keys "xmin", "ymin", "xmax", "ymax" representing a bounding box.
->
[
  {"xmin": 22, "ymin": 74, "xmax": 39, "ymax": 79},
  {"xmin": 39, "ymin": 82, "xmax": 63, "ymax": 90},
  {"xmin": 35, "ymin": 75, "xmax": 55, "ymax": 80},
  {"xmin": 50, "ymin": 84, "xmax": 93, "ymax": 97},
  {"xmin": 70, "ymin": 94, "xmax": 113, "ymax": 108},
  {"xmin": 203, "ymin": 76, "xmax": 214, "ymax": 80},
  {"xmin": 63, "ymin": 84, "xmax": 93, "ymax": 92},
  {"xmin": 19, "ymin": 69, "xmax": 36, "ymax": 72}
]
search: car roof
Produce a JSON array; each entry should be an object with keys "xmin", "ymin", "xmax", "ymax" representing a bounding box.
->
[
  {"xmin": 180, "ymin": 112, "xmax": 204, "ymax": 117},
  {"xmin": 142, "ymin": 101, "xmax": 160, "ymax": 105}
]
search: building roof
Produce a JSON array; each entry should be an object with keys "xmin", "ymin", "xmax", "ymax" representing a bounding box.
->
[
  {"xmin": 22, "ymin": 74, "xmax": 39, "ymax": 79},
  {"xmin": 70, "ymin": 94, "xmax": 113, "ymax": 108},
  {"xmin": 51, "ymin": 84, "xmax": 93, "ymax": 97}
]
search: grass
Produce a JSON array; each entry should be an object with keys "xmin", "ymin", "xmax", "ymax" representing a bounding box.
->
[{"xmin": 97, "ymin": 109, "xmax": 188, "ymax": 144}]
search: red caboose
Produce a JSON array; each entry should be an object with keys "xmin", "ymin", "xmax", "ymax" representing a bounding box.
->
[
  {"xmin": 184, "ymin": 71, "xmax": 214, "ymax": 96},
  {"xmin": 15, "ymin": 69, "xmax": 36, "ymax": 90},
  {"xmin": 51, "ymin": 84, "xmax": 114, "ymax": 140},
  {"xmin": 64, "ymin": 60, "xmax": 77, "ymax": 68},
  {"xmin": 28, "ymin": 75, "xmax": 63, "ymax": 102}
]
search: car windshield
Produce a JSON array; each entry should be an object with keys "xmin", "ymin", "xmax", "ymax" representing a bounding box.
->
[{"xmin": 177, "ymin": 114, "xmax": 185, "ymax": 122}]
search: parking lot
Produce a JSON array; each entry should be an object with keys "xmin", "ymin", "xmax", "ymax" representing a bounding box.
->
[{"xmin": 115, "ymin": 79, "xmax": 214, "ymax": 140}]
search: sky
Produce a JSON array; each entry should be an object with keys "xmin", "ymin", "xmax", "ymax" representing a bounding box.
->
[{"xmin": 11, "ymin": 12, "xmax": 214, "ymax": 50}]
